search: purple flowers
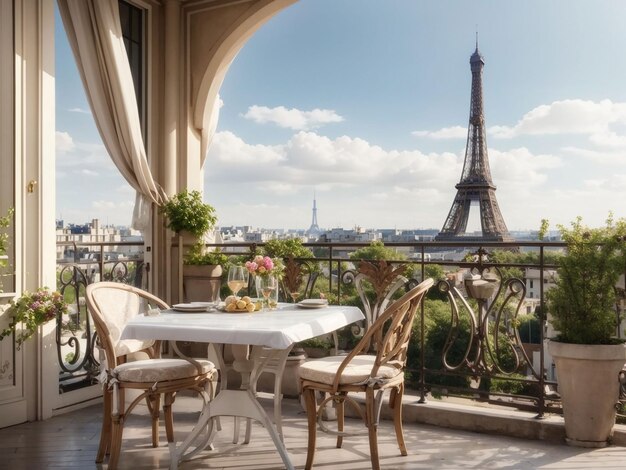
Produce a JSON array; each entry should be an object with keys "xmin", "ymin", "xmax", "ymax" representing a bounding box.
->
[{"xmin": 0, "ymin": 287, "xmax": 68, "ymax": 349}]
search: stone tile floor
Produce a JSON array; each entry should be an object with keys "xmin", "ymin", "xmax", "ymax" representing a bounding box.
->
[{"xmin": 0, "ymin": 393, "xmax": 625, "ymax": 469}]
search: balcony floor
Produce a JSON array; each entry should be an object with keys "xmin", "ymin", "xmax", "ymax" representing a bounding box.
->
[{"xmin": 1, "ymin": 393, "xmax": 625, "ymax": 469}]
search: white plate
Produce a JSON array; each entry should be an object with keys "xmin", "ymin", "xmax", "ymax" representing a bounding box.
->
[
  {"xmin": 172, "ymin": 302, "xmax": 214, "ymax": 313},
  {"xmin": 297, "ymin": 299, "xmax": 328, "ymax": 309}
]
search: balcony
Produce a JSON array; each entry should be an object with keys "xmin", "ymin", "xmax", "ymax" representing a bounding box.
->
[{"xmin": 53, "ymin": 238, "xmax": 626, "ymax": 445}]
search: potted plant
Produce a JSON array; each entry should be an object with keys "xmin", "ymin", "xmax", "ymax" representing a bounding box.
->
[
  {"xmin": 159, "ymin": 189, "xmax": 217, "ymax": 239},
  {"xmin": 182, "ymin": 243, "xmax": 228, "ymax": 302},
  {"xmin": 159, "ymin": 190, "xmax": 221, "ymax": 303},
  {"xmin": 541, "ymin": 215, "xmax": 626, "ymax": 447},
  {"xmin": 0, "ymin": 288, "xmax": 69, "ymax": 350}
]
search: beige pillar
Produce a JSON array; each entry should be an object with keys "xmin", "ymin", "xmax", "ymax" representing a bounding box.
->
[{"xmin": 163, "ymin": 0, "xmax": 181, "ymax": 196}]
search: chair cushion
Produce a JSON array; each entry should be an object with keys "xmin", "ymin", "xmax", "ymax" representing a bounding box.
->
[
  {"xmin": 298, "ymin": 355, "xmax": 401, "ymax": 386},
  {"xmin": 114, "ymin": 358, "xmax": 215, "ymax": 383}
]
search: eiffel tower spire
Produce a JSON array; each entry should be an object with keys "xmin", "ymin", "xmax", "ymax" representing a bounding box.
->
[
  {"xmin": 307, "ymin": 192, "xmax": 321, "ymax": 237},
  {"xmin": 436, "ymin": 42, "xmax": 513, "ymax": 242}
]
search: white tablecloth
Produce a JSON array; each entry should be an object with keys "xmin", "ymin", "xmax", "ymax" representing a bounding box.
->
[{"xmin": 121, "ymin": 303, "xmax": 364, "ymax": 350}]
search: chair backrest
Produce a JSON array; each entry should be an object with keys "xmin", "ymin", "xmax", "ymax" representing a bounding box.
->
[
  {"xmin": 333, "ymin": 278, "xmax": 434, "ymax": 389},
  {"xmin": 348, "ymin": 260, "xmax": 409, "ymax": 351},
  {"xmin": 86, "ymin": 282, "xmax": 169, "ymax": 368}
]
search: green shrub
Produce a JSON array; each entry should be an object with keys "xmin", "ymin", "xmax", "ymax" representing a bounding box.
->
[
  {"xmin": 184, "ymin": 243, "xmax": 228, "ymax": 266},
  {"xmin": 543, "ymin": 215, "xmax": 626, "ymax": 344},
  {"xmin": 160, "ymin": 190, "xmax": 217, "ymax": 237}
]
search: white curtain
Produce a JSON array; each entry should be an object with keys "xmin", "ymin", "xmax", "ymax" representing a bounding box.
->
[{"xmin": 58, "ymin": 0, "xmax": 166, "ymax": 231}]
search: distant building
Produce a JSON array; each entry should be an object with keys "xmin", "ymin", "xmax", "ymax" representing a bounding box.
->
[
  {"xmin": 56, "ymin": 219, "xmax": 143, "ymax": 261},
  {"xmin": 319, "ymin": 227, "xmax": 378, "ymax": 244},
  {"xmin": 523, "ymin": 267, "xmax": 557, "ymax": 315},
  {"xmin": 244, "ymin": 231, "xmax": 271, "ymax": 243}
]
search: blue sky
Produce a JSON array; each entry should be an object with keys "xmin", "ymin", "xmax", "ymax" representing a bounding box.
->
[{"xmin": 56, "ymin": 0, "xmax": 626, "ymax": 231}]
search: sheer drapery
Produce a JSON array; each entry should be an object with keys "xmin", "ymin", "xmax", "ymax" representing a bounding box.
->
[{"xmin": 58, "ymin": 0, "xmax": 165, "ymax": 230}]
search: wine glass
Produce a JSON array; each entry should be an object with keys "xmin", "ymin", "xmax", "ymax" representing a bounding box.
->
[
  {"xmin": 228, "ymin": 266, "xmax": 247, "ymax": 298},
  {"xmin": 258, "ymin": 276, "xmax": 277, "ymax": 311},
  {"xmin": 289, "ymin": 288, "xmax": 301, "ymax": 303}
]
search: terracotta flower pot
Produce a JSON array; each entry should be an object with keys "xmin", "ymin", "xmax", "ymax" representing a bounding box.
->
[
  {"xmin": 548, "ymin": 340, "xmax": 626, "ymax": 447},
  {"xmin": 182, "ymin": 264, "xmax": 223, "ymax": 302}
]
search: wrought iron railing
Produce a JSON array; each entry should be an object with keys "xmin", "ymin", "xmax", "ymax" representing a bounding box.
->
[
  {"xmin": 55, "ymin": 241, "xmax": 146, "ymax": 392},
  {"xmin": 55, "ymin": 238, "xmax": 626, "ymax": 421}
]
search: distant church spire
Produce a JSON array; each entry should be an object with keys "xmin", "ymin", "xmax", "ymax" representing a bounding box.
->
[{"xmin": 306, "ymin": 192, "xmax": 321, "ymax": 237}]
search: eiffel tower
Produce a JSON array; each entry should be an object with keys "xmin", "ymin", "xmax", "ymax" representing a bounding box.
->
[
  {"xmin": 306, "ymin": 193, "xmax": 321, "ymax": 238},
  {"xmin": 436, "ymin": 40, "xmax": 513, "ymax": 242}
]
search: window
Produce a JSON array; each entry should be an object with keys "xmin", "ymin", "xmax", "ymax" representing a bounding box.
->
[
  {"xmin": 529, "ymin": 280, "xmax": 534, "ymax": 289},
  {"xmin": 118, "ymin": 1, "xmax": 144, "ymax": 130}
]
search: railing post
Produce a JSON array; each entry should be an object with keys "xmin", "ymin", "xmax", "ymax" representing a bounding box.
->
[
  {"xmin": 537, "ymin": 245, "xmax": 546, "ymax": 419},
  {"xmin": 418, "ymin": 243, "xmax": 427, "ymax": 403},
  {"xmin": 99, "ymin": 244, "xmax": 104, "ymax": 281}
]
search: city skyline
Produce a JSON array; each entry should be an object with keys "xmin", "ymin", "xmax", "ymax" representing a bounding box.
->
[{"xmin": 56, "ymin": 1, "xmax": 626, "ymax": 231}]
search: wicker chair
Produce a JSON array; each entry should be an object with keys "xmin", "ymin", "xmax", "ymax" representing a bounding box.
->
[
  {"xmin": 299, "ymin": 278, "xmax": 434, "ymax": 470},
  {"xmin": 86, "ymin": 282, "xmax": 217, "ymax": 469}
]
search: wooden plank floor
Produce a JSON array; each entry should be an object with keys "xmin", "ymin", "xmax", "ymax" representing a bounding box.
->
[{"xmin": 1, "ymin": 394, "xmax": 625, "ymax": 469}]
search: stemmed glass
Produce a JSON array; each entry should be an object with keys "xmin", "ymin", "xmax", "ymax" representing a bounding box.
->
[
  {"xmin": 258, "ymin": 276, "xmax": 277, "ymax": 311},
  {"xmin": 228, "ymin": 266, "xmax": 247, "ymax": 298},
  {"xmin": 289, "ymin": 288, "xmax": 301, "ymax": 303}
]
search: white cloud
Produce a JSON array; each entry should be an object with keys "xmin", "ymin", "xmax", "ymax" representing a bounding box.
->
[
  {"xmin": 242, "ymin": 105, "xmax": 344, "ymax": 130},
  {"xmin": 56, "ymin": 131, "xmax": 75, "ymax": 154},
  {"xmin": 208, "ymin": 130, "xmax": 284, "ymax": 165},
  {"xmin": 412, "ymin": 126, "xmax": 467, "ymax": 139},
  {"xmin": 68, "ymin": 107, "xmax": 91, "ymax": 115},
  {"xmin": 488, "ymin": 99, "xmax": 626, "ymax": 139},
  {"xmin": 207, "ymin": 130, "xmax": 460, "ymax": 190},
  {"xmin": 204, "ymin": 128, "xmax": 610, "ymax": 230},
  {"xmin": 205, "ymin": 130, "xmax": 467, "ymax": 228},
  {"xmin": 489, "ymin": 148, "xmax": 561, "ymax": 188}
]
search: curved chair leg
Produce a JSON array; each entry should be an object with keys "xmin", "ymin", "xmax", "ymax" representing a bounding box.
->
[
  {"xmin": 390, "ymin": 383, "xmax": 407, "ymax": 456},
  {"xmin": 150, "ymin": 393, "xmax": 161, "ymax": 447},
  {"xmin": 164, "ymin": 392, "xmax": 176, "ymax": 443},
  {"xmin": 304, "ymin": 387, "xmax": 318, "ymax": 470},
  {"xmin": 96, "ymin": 388, "xmax": 113, "ymax": 462},
  {"xmin": 365, "ymin": 388, "xmax": 381, "ymax": 470},
  {"xmin": 335, "ymin": 393, "xmax": 345, "ymax": 449}
]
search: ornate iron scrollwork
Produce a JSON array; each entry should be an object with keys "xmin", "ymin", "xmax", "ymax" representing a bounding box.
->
[
  {"xmin": 438, "ymin": 258, "xmax": 539, "ymax": 386},
  {"xmin": 57, "ymin": 265, "xmax": 100, "ymax": 391},
  {"xmin": 55, "ymin": 259, "xmax": 146, "ymax": 392}
]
